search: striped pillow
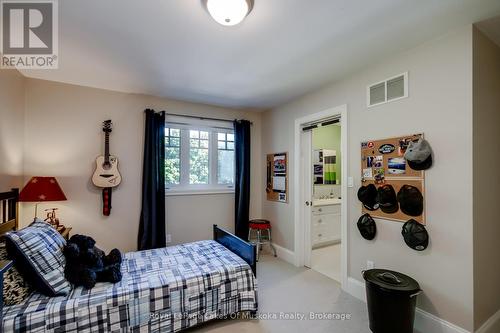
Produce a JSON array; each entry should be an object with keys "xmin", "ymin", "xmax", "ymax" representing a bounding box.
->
[{"xmin": 3, "ymin": 219, "xmax": 71, "ymax": 296}]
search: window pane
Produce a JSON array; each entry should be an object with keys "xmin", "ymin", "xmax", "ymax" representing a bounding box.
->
[
  {"xmin": 218, "ymin": 141, "xmax": 226, "ymax": 149},
  {"xmin": 166, "ymin": 147, "xmax": 180, "ymax": 185},
  {"xmin": 227, "ymin": 133, "xmax": 234, "ymax": 142},
  {"xmin": 200, "ymin": 139, "xmax": 209, "ymax": 148},
  {"xmin": 218, "ymin": 133, "xmax": 226, "ymax": 141},
  {"xmin": 190, "ymin": 146, "xmax": 209, "ymax": 184},
  {"xmin": 218, "ymin": 150, "xmax": 234, "ymax": 185},
  {"xmin": 170, "ymin": 128, "xmax": 180, "ymax": 137},
  {"xmin": 190, "ymin": 139, "xmax": 199, "ymax": 148},
  {"xmin": 170, "ymin": 137, "xmax": 180, "ymax": 147},
  {"xmin": 227, "ymin": 142, "xmax": 234, "ymax": 150},
  {"xmin": 190, "ymin": 130, "xmax": 199, "ymax": 139},
  {"xmin": 200, "ymin": 131, "xmax": 209, "ymax": 140}
]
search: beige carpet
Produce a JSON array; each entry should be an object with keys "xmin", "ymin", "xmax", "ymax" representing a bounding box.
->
[
  {"xmin": 311, "ymin": 243, "xmax": 342, "ymax": 282},
  {"xmin": 185, "ymin": 254, "xmax": 373, "ymax": 333}
]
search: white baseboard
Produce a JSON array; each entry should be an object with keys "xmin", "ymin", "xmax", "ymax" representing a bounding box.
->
[
  {"xmin": 271, "ymin": 243, "xmax": 295, "ymax": 265},
  {"xmin": 345, "ymin": 277, "xmax": 366, "ymax": 302},
  {"xmin": 476, "ymin": 308, "xmax": 500, "ymax": 333},
  {"xmin": 415, "ymin": 308, "xmax": 470, "ymax": 333},
  {"xmin": 344, "ymin": 277, "xmax": 470, "ymax": 333}
]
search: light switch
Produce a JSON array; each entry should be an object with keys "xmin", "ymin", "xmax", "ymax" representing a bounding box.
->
[{"xmin": 348, "ymin": 177, "xmax": 354, "ymax": 188}]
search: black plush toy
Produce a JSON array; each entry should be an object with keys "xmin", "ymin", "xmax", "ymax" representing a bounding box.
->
[{"xmin": 63, "ymin": 234, "xmax": 122, "ymax": 289}]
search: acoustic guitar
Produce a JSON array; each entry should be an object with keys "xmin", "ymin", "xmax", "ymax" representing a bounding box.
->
[
  {"xmin": 92, "ymin": 120, "xmax": 121, "ymax": 216},
  {"xmin": 92, "ymin": 120, "xmax": 122, "ymax": 188}
]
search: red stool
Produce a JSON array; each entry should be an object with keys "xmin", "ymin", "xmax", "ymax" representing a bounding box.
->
[{"xmin": 248, "ymin": 219, "xmax": 277, "ymax": 260}]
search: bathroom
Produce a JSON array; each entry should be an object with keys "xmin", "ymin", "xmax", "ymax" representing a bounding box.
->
[{"xmin": 310, "ymin": 122, "xmax": 342, "ymax": 282}]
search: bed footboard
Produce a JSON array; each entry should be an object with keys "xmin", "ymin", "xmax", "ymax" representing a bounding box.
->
[
  {"xmin": 0, "ymin": 260, "xmax": 13, "ymax": 327},
  {"xmin": 213, "ymin": 225, "xmax": 256, "ymax": 276}
]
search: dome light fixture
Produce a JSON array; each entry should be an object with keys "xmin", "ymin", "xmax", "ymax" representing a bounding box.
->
[{"xmin": 205, "ymin": 0, "xmax": 254, "ymax": 26}]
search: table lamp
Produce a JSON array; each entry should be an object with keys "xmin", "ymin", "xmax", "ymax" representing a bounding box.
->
[{"xmin": 19, "ymin": 177, "xmax": 67, "ymax": 222}]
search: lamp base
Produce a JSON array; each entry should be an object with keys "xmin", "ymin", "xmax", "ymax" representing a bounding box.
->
[{"xmin": 44, "ymin": 207, "xmax": 65, "ymax": 231}]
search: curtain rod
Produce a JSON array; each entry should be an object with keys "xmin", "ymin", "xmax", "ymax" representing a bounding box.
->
[{"xmin": 166, "ymin": 113, "xmax": 253, "ymax": 125}]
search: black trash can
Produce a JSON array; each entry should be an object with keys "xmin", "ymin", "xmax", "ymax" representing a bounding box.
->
[{"xmin": 363, "ymin": 269, "xmax": 421, "ymax": 333}]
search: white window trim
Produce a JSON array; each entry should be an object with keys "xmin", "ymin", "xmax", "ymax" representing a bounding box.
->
[{"xmin": 165, "ymin": 120, "xmax": 235, "ymax": 195}]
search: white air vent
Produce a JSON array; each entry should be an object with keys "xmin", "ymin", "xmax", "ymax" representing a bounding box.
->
[{"xmin": 367, "ymin": 72, "xmax": 408, "ymax": 107}]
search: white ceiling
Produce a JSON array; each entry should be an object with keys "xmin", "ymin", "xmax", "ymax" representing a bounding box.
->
[{"xmin": 21, "ymin": 0, "xmax": 500, "ymax": 110}]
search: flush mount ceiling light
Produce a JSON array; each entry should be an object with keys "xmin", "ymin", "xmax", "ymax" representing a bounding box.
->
[{"xmin": 205, "ymin": 0, "xmax": 254, "ymax": 26}]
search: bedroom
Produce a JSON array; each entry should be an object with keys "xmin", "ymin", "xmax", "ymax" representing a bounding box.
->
[{"xmin": 1, "ymin": 1, "xmax": 500, "ymax": 333}]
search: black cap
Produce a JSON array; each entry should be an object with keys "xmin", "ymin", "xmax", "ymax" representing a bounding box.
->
[
  {"xmin": 376, "ymin": 184, "xmax": 399, "ymax": 214},
  {"xmin": 357, "ymin": 184, "xmax": 379, "ymax": 211},
  {"xmin": 402, "ymin": 219, "xmax": 429, "ymax": 251},
  {"xmin": 407, "ymin": 155, "xmax": 432, "ymax": 171},
  {"xmin": 397, "ymin": 185, "xmax": 423, "ymax": 216},
  {"xmin": 357, "ymin": 213, "xmax": 376, "ymax": 240}
]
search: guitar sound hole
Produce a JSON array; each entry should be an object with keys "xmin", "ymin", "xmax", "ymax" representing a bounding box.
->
[{"xmin": 102, "ymin": 162, "xmax": 112, "ymax": 170}]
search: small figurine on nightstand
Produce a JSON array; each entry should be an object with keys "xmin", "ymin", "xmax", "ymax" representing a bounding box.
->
[{"xmin": 45, "ymin": 208, "xmax": 66, "ymax": 233}]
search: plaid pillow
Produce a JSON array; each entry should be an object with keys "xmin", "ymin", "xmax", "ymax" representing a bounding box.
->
[{"xmin": 3, "ymin": 219, "xmax": 70, "ymax": 296}]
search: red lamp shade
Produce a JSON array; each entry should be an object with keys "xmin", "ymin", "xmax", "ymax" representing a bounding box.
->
[{"xmin": 19, "ymin": 177, "xmax": 67, "ymax": 202}]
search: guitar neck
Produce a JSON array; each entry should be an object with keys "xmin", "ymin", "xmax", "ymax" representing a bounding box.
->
[{"xmin": 104, "ymin": 132, "xmax": 110, "ymax": 163}]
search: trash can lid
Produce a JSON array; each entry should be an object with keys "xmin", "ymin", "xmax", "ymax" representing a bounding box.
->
[{"xmin": 363, "ymin": 269, "xmax": 420, "ymax": 294}]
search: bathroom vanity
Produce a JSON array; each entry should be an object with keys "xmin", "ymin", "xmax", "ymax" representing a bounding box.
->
[{"xmin": 311, "ymin": 198, "xmax": 341, "ymax": 248}]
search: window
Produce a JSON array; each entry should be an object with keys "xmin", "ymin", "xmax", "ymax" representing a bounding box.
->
[
  {"xmin": 189, "ymin": 129, "xmax": 210, "ymax": 184},
  {"xmin": 217, "ymin": 132, "xmax": 235, "ymax": 185},
  {"xmin": 165, "ymin": 123, "xmax": 235, "ymax": 193},
  {"xmin": 165, "ymin": 128, "xmax": 180, "ymax": 185}
]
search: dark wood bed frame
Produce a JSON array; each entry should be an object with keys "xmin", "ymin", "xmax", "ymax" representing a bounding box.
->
[
  {"xmin": 0, "ymin": 188, "xmax": 19, "ymax": 326},
  {"xmin": 213, "ymin": 224, "xmax": 257, "ymax": 276},
  {"xmin": 0, "ymin": 189, "xmax": 257, "ymax": 326}
]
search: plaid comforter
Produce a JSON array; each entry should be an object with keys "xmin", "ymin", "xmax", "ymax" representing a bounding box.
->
[{"xmin": 2, "ymin": 240, "xmax": 258, "ymax": 332}]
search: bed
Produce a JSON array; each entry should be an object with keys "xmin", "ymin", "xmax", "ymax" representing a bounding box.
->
[{"xmin": 0, "ymin": 188, "xmax": 258, "ymax": 332}]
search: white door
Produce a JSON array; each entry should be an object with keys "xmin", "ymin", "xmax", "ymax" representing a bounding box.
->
[{"xmin": 300, "ymin": 130, "xmax": 313, "ymax": 268}]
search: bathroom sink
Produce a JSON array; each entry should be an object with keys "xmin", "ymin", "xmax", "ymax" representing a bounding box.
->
[{"xmin": 312, "ymin": 198, "xmax": 342, "ymax": 206}]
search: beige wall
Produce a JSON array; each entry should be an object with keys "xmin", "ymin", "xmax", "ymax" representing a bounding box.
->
[
  {"xmin": 262, "ymin": 26, "xmax": 474, "ymax": 330},
  {"xmin": 0, "ymin": 70, "xmax": 25, "ymax": 191},
  {"xmin": 473, "ymin": 27, "xmax": 500, "ymax": 331},
  {"xmin": 22, "ymin": 79, "xmax": 262, "ymax": 252}
]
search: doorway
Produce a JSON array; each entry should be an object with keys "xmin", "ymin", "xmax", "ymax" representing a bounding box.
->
[
  {"xmin": 309, "ymin": 123, "xmax": 342, "ymax": 281},
  {"xmin": 293, "ymin": 105, "xmax": 348, "ymax": 287}
]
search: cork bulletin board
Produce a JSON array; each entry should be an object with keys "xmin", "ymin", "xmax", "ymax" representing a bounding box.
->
[
  {"xmin": 361, "ymin": 134, "xmax": 426, "ymax": 224},
  {"xmin": 266, "ymin": 152, "xmax": 288, "ymax": 203}
]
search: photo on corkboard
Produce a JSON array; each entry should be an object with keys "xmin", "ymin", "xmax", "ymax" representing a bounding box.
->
[
  {"xmin": 373, "ymin": 156, "xmax": 383, "ymax": 168},
  {"xmin": 367, "ymin": 156, "xmax": 374, "ymax": 168},
  {"xmin": 363, "ymin": 168, "xmax": 373, "ymax": 178},
  {"xmin": 274, "ymin": 155, "xmax": 286, "ymax": 173},
  {"xmin": 374, "ymin": 168, "xmax": 385, "ymax": 184},
  {"xmin": 388, "ymin": 157, "xmax": 406, "ymax": 175}
]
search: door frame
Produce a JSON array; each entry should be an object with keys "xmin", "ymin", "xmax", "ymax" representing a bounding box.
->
[
  {"xmin": 293, "ymin": 104, "xmax": 348, "ymax": 288},
  {"xmin": 301, "ymin": 129, "xmax": 313, "ymax": 267}
]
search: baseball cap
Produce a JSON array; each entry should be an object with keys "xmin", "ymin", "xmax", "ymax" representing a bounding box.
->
[
  {"xmin": 376, "ymin": 184, "xmax": 399, "ymax": 214},
  {"xmin": 357, "ymin": 213, "xmax": 376, "ymax": 240},
  {"xmin": 397, "ymin": 185, "xmax": 424, "ymax": 216},
  {"xmin": 357, "ymin": 184, "xmax": 379, "ymax": 211},
  {"xmin": 402, "ymin": 219, "xmax": 429, "ymax": 251},
  {"xmin": 404, "ymin": 138, "xmax": 432, "ymax": 170}
]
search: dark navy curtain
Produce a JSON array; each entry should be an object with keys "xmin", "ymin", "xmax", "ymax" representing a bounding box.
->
[
  {"xmin": 234, "ymin": 120, "xmax": 251, "ymax": 240},
  {"xmin": 138, "ymin": 109, "xmax": 166, "ymax": 250}
]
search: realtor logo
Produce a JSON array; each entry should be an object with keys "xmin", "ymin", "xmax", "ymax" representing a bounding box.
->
[{"xmin": 1, "ymin": 0, "xmax": 58, "ymax": 69}]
